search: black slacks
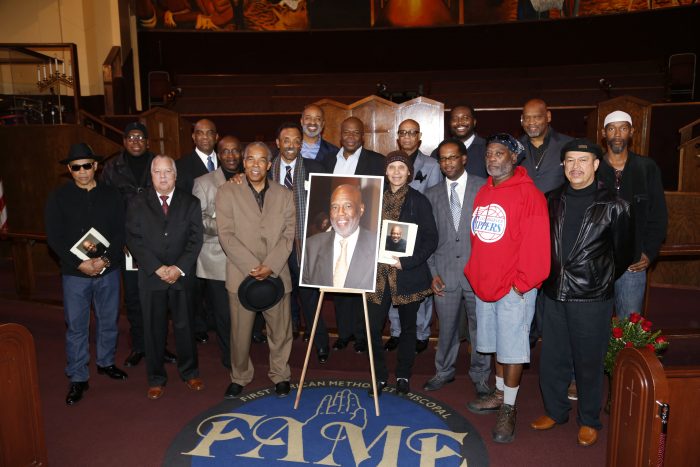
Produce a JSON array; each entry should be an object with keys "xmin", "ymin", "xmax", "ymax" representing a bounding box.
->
[
  {"xmin": 123, "ymin": 269, "xmax": 144, "ymax": 352},
  {"xmin": 202, "ymin": 278, "xmax": 231, "ymax": 368},
  {"xmin": 540, "ymin": 296, "xmax": 612, "ymax": 429}
]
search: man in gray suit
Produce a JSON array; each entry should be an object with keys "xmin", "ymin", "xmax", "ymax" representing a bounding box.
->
[
  {"xmin": 423, "ymin": 138, "xmax": 492, "ymax": 395},
  {"xmin": 302, "ymin": 184, "xmax": 377, "ymax": 291},
  {"xmin": 385, "ymin": 119, "xmax": 443, "ymax": 354},
  {"xmin": 192, "ymin": 135, "xmax": 242, "ymax": 369}
]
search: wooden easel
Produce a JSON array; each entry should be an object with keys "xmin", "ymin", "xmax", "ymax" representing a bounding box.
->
[{"xmin": 293, "ymin": 287, "xmax": 381, "ymax": 416}]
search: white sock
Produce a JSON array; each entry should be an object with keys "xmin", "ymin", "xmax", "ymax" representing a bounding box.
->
[
  {"xmin": 496, "ymin": 376, "xmax": 504, "ymax": 391},
  {"xmin": 503, "ymin": 385, "xmax": 519, "ymax": 406}
]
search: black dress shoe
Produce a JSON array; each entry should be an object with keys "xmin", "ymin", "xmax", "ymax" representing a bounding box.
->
[
  {"xmin": 164, "ymin": 349, "xmax": 177, "ymax": 364},
  {"xmin": 332, "ymin": 337, "xmax": 353, "ymax": 351},
  {"xmin": 368, "ymin": 381, "xmax": 387, "ymax": 398},
  {"xmin": 384, "ymin": 336, "xmax": 400, "ymax": 351},
  {"xmin": 415, "ymin": 339, "xmax": 429, "ymax": 354},
  {"xmin": 317, "ymin": 347, "xmax": 329, "ymax": 364},
  {"xmin": 66, "ymin": 381, "xmax": 89, "ymax": 406},
  {"xmin": 224, "ymin": 382, "xmax": 244, "ymax": 399},
  {"xmin": 252, "ymin": 332, "xmax": 268, "ymax": 344},
  {"xmin": 195, "ymin": 332, "xmax": 209, "ymax": 344},
  {"xmin": 124, "ymin": 351, "xmax": 144, "ymax": 367},
  {"xmin": 396, "ymin": 378, "xmax": 410, "ymax": 396},
  {"xmin": 97, "ymin": 365, "xmax": 128, "ymax": 380},
  {"xmin": 275, "ymin": 381, "xmax": 291, "ymax": 397},
  {"xmin": 354, "ymin": 340, "xmax": 368, "ymax": 354}
]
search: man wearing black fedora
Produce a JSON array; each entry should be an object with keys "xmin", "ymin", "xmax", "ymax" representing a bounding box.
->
[
  {"xmin": 216, "ymin": 141, "xmax": 296, "ymax": 399},
  {"xmin": 45, "ymin": 143, "xmax": 129, "ymax": 406}
]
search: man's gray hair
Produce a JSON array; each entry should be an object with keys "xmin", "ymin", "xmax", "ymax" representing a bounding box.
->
[
  {"xmin": 151, "ymin": 154, "xmax": 177, "ymax": 175},
  {"xmin": 244, "ymin": 142, "xmax": 272, "ymax": 162}
]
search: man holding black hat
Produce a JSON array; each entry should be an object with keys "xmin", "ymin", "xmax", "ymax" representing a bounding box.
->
[
  {"xmin": 101, "ymin": 122, "xmax": 178, "ymax": 367},
  {"xmin": 46, "ymin": 143, "xmax": 128, "ymax": 405},
  {"xmin": 215, "ymin": 142, "xmax": 295, "ymax": 399},
  {"xmin": 465, "ymin": 133, "xmax": 550, "ymax": 443},
  {"xmin": 531, "ymin": 139, "xmax": 634, "ymax": 447}
]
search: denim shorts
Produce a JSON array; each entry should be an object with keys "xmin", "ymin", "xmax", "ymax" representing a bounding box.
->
[{"xmin": 475, "ymin": 287, "xmax": 537, "ymax": 364}]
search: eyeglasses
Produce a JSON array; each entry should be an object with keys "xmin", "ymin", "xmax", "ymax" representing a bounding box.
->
[
  {"xmin": 397, "ymin": 130, "xmax": 420, "ymax": 137},
  {"xmin": 126, "ymin": 135, "xmax": 146, "ymax": 142},
  {"xmin": 439, "ymin": 155, "xmax": 461, "ymax": 163},
  {"xmin": 69, "ymin": 162, "xmax": 95, "ymax": 172}
]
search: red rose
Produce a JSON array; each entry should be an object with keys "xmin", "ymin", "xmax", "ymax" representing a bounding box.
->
[
  {"xmin": 629, "ymin": 312, "xmax": 641, "ymax": 323},
  {"xmin": 612, "ymin": 327, "xmax": 624, "ymax": 339},
  {"xmin": 655, "ymin": 336, "xmax": 667, "ymax": 344},
  {"xmin": 641, "ymin": 320, "xmax": 653, "ymax": 332},
  {"xmin": 646, "ymin": 344, "xmax": 655, "ymax": 351},
  {"xmin": 624, "ymin": 342, "xmax": 634, "ymax": 348}
]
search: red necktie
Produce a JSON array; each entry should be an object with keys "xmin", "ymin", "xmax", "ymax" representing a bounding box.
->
[{"xmin": 160, "ymin": 195, "xmax": 169, "ymax": 216}]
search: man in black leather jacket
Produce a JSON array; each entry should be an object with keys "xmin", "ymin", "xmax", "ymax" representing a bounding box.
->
[{"xmin": 530, "ymin": 139, "xmax": 634, "ymax": 448}]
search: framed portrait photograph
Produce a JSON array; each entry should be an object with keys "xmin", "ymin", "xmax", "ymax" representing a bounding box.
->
[
  {"xmin": 377, "ymin": 220, "xmax": 417, "ymax": 264},
  {"xmin": 70, "ymin": 227, "xmax": 110, "ymax": 261},
  {"xmin": 299, "ymin": 174, "xmax": 384, "ymax": 292}
]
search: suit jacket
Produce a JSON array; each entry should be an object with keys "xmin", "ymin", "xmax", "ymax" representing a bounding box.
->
[
  {"xmin": 426, "ymin": 174, "xmax": 487, "ymax": 292},
  {"xmin": 324, "ymin": 147, "xmax": 385, "ymax": 176},
  {"xmin": 410, "ymin": 150, "xmax": 442, "ymax": 194},
  {"xmin": 215, "ymin": 180, "xmax": 295, "ymax": 294},
  {"xmin": 176, "ymin": 150, "xmax": 211, "ymax": 194},
  {"xmin": 315, "ymin": 139, "xmax": 340, "ymax": 165},
  {"xmin": 192, "ymin": 168, "xmax": 227, "ymax": 280},
  {"xmin": 126, "ymin": 187, "xmax": 204, "ymax": 291},
  {"xmin": 302, "ymin": 227, "xmax": 377, "ymax": 291},
  {"xmin": 518, "ymin": 128, "xmax": 573, "ymax": 195}
]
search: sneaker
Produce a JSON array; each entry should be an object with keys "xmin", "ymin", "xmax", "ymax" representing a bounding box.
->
[
  {"xmin": 567, "ymin": 381, "xmax": 578, "ymax": 401},
  {"xmin": 467, "ymin": 388, "xmax": 503, "ymax": 414},
  {"xmin": 492, "ymin": 404, "xmax": 517, "ymax": 443}
]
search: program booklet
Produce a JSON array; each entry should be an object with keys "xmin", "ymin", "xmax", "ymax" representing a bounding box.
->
[
  {"xmin": 378, "ymin": 220, "xmax": 417, "ymax": 264},
  {"xmin": 70, "ymin": 228, "xmax": 110, "ymax": 273}
]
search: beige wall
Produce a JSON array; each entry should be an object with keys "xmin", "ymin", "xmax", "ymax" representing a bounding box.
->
[{"xmin": 0, "ymin": 0, "xmax": 121, "ymax": 96}]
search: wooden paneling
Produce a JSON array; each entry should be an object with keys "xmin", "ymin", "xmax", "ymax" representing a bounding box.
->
[
  {"xmin": 678, "ymin": 131, "xmax": 700, "ymax": 192},
  {"xmin": 0, "ymin": 323, "xmax": 47, "ymax": 467},
  {"xmin": 139, "ymin": 107, "xmax": 193, "ymax": 158},
  {"xmin": 588, "ymin": 95, "xmax": 651, "ymax": 155}
]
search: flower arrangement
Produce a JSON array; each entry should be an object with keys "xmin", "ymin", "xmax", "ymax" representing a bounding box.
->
[{"xmin": 604, "ymin": 312, "xmax": 669, "ymax": 375}]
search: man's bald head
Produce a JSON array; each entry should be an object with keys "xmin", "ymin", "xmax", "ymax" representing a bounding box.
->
[
  {"xmin": 192, "ymin": 118, "xmax": 219, "ymax": 154},
  {"xmin": 397, "ymin": 119, "xmax": 422, "ymax": 153},
  {"xmin": 521, "ymin": 99, "xmax": 551, "ymax": 139},
  {"xmin": 340, "ymin": 117, "xmax": 365, "ymax": 155},
  {"xmin": 217, "ymin": 135, "xmax": 242, "ymax": 173},
  {"xmin": 329, "ymin": 184, "xmax": 364, "ymax": 238}
]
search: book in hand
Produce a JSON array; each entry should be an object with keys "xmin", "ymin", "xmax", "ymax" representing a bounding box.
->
[
  {"xmin": 378, "ymin": 220, "xmax": 417, "ymax": 264},
  {"xmin": 70, "ymin": 227, "xmax": 110, "ymax": 273}
]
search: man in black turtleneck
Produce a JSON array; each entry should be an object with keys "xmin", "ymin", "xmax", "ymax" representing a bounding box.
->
[
  {"xmin": 101, "ymin": 122, "xmax": 180, "ymax": 368},
  {"xmin": 530, "ymin": 139, "xmax": 634, "ymax": 448}
]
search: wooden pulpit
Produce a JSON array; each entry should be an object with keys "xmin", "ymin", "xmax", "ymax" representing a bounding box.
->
[
  {"xmin": 315, "ymin": 96, "xmax": 444, "ymax": 156},
  {"xmin": 677, "ymin": 118, "xmax": 700, "ymax": 192},
  {"xmin": 138, "ymin": 107, "xmax": 194, "ymax": 158},
  {"xmin": 607, "ymin": 347, "xmax": 700, "ymax": 467},
  {"xmin": 586, "ymin": 95, "xmax": 651, "ymax": 156},
  {"xmin": 0, "ymin": 323, "xmax": 47, "ymax": 466}
]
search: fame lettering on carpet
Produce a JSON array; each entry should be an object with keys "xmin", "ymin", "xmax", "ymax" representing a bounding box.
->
[{"xmin": 164, "ymin": 379, "xmax": 489, "ymax": 466}]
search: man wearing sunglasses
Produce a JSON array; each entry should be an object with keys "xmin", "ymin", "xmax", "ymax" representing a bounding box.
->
[{"xmin": 46, "ymin": 143, "xmax": 129, "ymax": 406}]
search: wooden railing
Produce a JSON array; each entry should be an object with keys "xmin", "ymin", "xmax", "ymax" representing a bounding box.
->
[
  {"xmin": 103, "ymin": 46, "xmax": 122, "ymax": 116},
  {"xmin": 0, "ymin": 231, "xmax": 47, "ymax": 300},
  {"xmin": 78, "ymin": 109, "xmax": 124, "ymax": 143}
]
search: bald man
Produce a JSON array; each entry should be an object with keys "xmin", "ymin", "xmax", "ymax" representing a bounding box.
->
[
  {"xmin": 300, "ymin": 104, "xmax": 339, "ymax": 164},
  {"xmin": 324, "ymin": 117, "xmax": 385, "ymax": 177},
  {"xmin": 430, "ymin": 105, "xmax": 488, "ymax": 178}
]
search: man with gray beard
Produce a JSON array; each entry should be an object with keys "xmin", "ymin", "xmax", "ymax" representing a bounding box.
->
[
  {"xmin": 299, "ymin": 104, "xmax": 339, "ymax": 164},
  {"xmin": 596, "ymin": 110, "xmax": 667, "ymax": 320}
]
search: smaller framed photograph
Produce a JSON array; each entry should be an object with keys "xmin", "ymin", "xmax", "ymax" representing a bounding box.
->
[
  {"xmin": 378, "ymin": 220, "xmax": 417, "ymax": 264},
  {"xmin": 70, "ymin": 227, "xmax": 110, "ymax": 261}
]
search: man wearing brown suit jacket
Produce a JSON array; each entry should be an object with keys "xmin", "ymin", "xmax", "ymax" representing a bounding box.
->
[{"xmin": 215, "ymin": 142, "xmax": 296, "ymax": 399}]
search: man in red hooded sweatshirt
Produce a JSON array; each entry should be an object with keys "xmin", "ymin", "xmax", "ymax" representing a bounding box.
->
[{"xmin": 465, "ymin": 133, "xmax": 551, "ymax": 444}]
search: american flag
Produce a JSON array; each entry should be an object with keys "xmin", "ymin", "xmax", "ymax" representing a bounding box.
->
[{"xmin": 0, "ymin": 179, "xmax": 7, "ymax": 232}]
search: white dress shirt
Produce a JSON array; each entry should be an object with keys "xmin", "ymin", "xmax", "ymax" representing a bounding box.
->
[
  {"xmin": 279, "ymin": 158, "xmax": 297, "ymax": 186},
  {"xmin": 195, "ymin": 147, "xmax": 218, "ymax": 170},
  {"xmin": 446, "ymin": 170, "xmax": 469, "ymax": 205},
  {"xmin": 333, "ymin": 146, "xmax": 362, "ymax": 175}
]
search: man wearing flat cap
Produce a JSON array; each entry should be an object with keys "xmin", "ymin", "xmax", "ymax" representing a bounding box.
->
[
  {"xmin": 215, "ymin": 142, "xmax": 295, "ymax": 399},
  {"xmin": 597, "ymin": 110, "xmax": 668, "ymax": 320},
  {"xmin": 530, "ymin": 139, "xmax": 634, "ymax": 447},
  {"xmin": 465, "ymin": 133, "xmax": 550, "ymax": 444},
  {"xmin": 46, "ymin": 143, "xmax": 128, "ymax": 406},
  {"xmin": 101, "ymin": 122, "xmax": 179, "ymax": 368}
]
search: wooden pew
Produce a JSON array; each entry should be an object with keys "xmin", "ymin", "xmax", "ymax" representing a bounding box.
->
[{"xmin": 607, "ymin": 346, "xmax": 700, "ymax": 467}]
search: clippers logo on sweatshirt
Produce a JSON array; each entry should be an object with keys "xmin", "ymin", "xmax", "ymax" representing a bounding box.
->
[{"xmin": 471, "ymin": 204, "xmax": 507, "ymax": 243}]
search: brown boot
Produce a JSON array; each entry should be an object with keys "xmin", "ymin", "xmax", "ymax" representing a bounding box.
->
[
  {"xmin": 467, "ymin": 388, "xmax": 503, "ymax": 414},
  {"xmin": 492, "ymin": 403, "xmax": 517, "ymax": 443}
]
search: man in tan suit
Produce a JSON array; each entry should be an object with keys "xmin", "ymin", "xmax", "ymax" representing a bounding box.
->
[{"xmin": 215, "ymin": 142, "xmax": 296, "ymax": 399}]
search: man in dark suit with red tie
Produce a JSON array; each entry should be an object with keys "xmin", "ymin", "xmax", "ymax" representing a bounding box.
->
[{"xmin": 126, "ymin": 155, "xmax": 204, "ymax": 400}]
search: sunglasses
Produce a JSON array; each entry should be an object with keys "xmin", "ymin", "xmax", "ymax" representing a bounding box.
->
[{"xmin": 69, "ymin": 162, "xmax": 95, "ymax": 172}]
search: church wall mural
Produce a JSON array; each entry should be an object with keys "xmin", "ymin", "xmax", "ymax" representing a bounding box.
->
[{"xmin": 135, "ymin": 0, "xmax": 690, "ymax": 32}]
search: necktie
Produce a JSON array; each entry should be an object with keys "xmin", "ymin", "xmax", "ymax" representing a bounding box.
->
[
  {"xmin": 333, "ymin": 238, "xmax": 348, "ymax": 288},
  {"xmin": 160, "ymin": 195, "xmax": 169, "ymax": 216},
  {"xmin": 284, "ymin": 165, "xmax": 293, "ymax": 190},
  {"xmin": 206, "ymin": 155, "xmax": 214, "ymax": 172},
  {"xmin": 449, "ymin": 182, "xmax": 461, "ymax": 231}
]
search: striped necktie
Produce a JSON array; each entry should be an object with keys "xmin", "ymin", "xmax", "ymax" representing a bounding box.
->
[
  {"xmin": 206, "ymin": 155, "xmax": 214, "ymax": 172},
  {"xmin": 284, "ymin": 165, "xmax": 293, "ymax": 190},
  {"xmin": 449, "ymin": 182, "xmax": 461, "ymax": 231}
]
